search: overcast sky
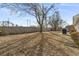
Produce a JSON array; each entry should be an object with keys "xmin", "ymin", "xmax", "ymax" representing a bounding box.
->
[{"xmin": 0, "ymin": 3, "xmax": 79, "ymax": 26}]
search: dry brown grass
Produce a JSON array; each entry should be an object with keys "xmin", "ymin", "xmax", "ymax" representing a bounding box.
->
[{"xmin": 0, "ymin": 31, "xmax": 79, "ymax": 56}]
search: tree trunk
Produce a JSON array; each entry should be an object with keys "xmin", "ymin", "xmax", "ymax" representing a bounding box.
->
[
  {"xmin": 40, "ymin": 25, "xmax": 43, "ymax": 32},
  {"xmin": 54, "ymin": 27, "xmax": 56, "ymax": 31}
]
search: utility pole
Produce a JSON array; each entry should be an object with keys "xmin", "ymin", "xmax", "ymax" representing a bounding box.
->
[
  {"xmin": 27, "ymin": 19, "xmax": 28, "ymax": 27},
  {"xmin": 7, "ymin": 18, "xmax": 9, "ymax": 27},
  {"xmin": 30, "ymin": 19, "xmax": 31, "ymax": 27}
]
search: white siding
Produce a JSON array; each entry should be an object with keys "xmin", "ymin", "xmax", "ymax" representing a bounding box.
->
[
  {"xmin": 73, "ymin": 14, "xmax": 79, "ymax": 32},
  {"xmin": 75, "ymin": 23, "xmax": 79, "ymax": 32}
]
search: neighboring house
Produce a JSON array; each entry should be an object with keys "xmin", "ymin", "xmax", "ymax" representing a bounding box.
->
[
  {"xmin": 66, "ymin": 25, "xmax": 71, "ymax": 32},
  {"xmin": 73, "ymin": 14, "xmax": 79, "ymax": 32},
  {"xmin": 65, "ymin": 25, "xmax": 76, "ymax": 33}
]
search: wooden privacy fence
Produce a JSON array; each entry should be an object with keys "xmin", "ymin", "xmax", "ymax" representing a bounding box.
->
[{"xmin": 0, "ymin": 26, "xmax": 39, "ymax": 35}]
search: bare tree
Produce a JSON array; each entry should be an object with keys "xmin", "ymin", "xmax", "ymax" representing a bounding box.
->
[
  {"xmin": 49, "ymin": 10, "xmax": 65, "ymax": 31},
  {"xmin": 0, "ymin": 3, "xmax": 55, "ymax": 32}
]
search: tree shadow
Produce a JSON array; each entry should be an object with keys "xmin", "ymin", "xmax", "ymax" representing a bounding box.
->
[
  {"xmin": 41, "ymin": 33, "xmax": 70, "ymax": 55},
  {"xmin": 46, "ymin": 32, "xmax": 78, "ymax": 49}
]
